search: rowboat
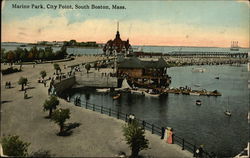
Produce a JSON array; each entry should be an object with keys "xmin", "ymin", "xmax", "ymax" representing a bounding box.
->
[
  {"xmin": 224, "ymin": 110, "xmax": 232, "ymax": 116},
  {"xmin": 196, "ymin": 100, "xmax": 202, "ymax": 105},
  {"xmin": 190, "ymin": 92, "xmax": 200, "ymax": 96},
  {"xmin": 144, "ymin": 90, "xmax": 160, "ymax": 97},
  {"xmin": 130, "ymin": 89, "xmax": 145, "ymax": 96},
  {"xmin": 113, "ymin": 93, "xmax": 121, "ymax": 100},
  {"xmin": 96, "ymin": 88, "xmax": 110, "ymax": 93}
]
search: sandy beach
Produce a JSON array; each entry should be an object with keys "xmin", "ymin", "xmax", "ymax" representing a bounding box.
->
[{"xmin": 1, "ymin": 55, "xmax": 192, "ymax": 157}]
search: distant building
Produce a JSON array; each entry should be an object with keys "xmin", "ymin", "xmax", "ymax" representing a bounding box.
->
[{"xmin": 103, "ymin": 23, "xmax": 133, "ymax": 55}]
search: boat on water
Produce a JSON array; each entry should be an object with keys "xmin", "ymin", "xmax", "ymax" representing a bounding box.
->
[
  {"xmin": 194, "ymin": 84, "xmax": 201, "ymax": 87},
  {"xmin": 230, "ymin": 41, "xmax": 239, "ymax": 51},
  {"xmin": 144, "ymin": 89, "xmax": 160, "ymax": 97},
  {"xmin": 189, "ymin": 92, "xmax": 200, "ymax": 96},
  {"xmin": 113, "ymin": 93, "xmax": 121, "ymax": 100},
  {"xmin": 224, "ymin": 110, "xmax": 232, "ymax": 116},
  {"xmin": 224, "ymin": 97, "xmax": 232, "ymax": 116},
  {"xmin": 130, "ymin": 88, "xmax": 146, "ymax": 96},
  {"xmin": 192, "ymin": 68, "xmax": 206, "ymax": 73},
  {"xmin": 196, "ymin": 100, "xmax": 202, "ymax": 105},
  {"xmin": 96, "ymin": 88, "xmax": 110, "ymax": 93},
  {"xmin": 115, "ymin": 79, "xmax": 131, "ymax": 92}
]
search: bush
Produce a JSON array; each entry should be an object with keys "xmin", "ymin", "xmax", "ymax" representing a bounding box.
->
[
  {"xmin": 1, "ymin": 135, "xmax": 30, "ymax": 156},
  {"xmin": 123, "ymin": 121, "xmax": 149, "ymax": 157},
  {"xmin": 2, "ymin": 67, "xmax": 21, "ymax": 75}
]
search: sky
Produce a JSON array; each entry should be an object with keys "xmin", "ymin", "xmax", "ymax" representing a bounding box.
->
[{"xmin": 1, "ymin": 0, "xmax": 249, "ymax": 48}]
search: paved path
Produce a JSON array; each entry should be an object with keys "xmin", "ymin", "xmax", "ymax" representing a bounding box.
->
[{"xmin": 1, "ymin": 56, "xmax": 192, "ymax": 157}]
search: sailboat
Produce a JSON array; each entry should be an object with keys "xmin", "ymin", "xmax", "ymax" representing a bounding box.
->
[{"xmin": 224, "ymin": 97, "xmax": 232, "ymax": 116}]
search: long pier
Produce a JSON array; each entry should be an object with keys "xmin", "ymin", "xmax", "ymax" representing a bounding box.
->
[
  {"xmin": 167, "ymin": 51, "xmax": 248, "ymax": 58},
  {"xmin": 134, "ymin": 51, "xmax": 248, "ymax": 58}
]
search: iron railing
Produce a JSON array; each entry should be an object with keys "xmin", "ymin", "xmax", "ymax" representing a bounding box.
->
[{"xmin": 74, "ymin": 100, "xmax": 213, "ymax": 158}]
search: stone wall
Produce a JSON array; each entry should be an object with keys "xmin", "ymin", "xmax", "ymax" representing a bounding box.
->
[{"xmin": 53, "ymin": 76, "xmax": 76, "ymax": 95}]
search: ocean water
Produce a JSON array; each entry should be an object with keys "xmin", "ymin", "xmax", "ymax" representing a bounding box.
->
[
  {"xmin": 68, "ymin": 65, "xmax": 249, "ymax": 157},
  {"xmin": 1, "ymin": 43, "xmax": 249, "ymax": 55}
]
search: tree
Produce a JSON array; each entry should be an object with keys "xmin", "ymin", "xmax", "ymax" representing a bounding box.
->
[
  {"xmin": 85, "ymin": 63, "xmax": 91, "ymax": 73},
  {"xmin": 38, "ymin": 48, "xmax": 45, "ymax": 61},
  {"xmin": 53, "ymin": 63, "xmax": 61, "ymax": 75},
  {"xmin": 69, "ymin": 39, "xmax": 77, "ymax": 46},
  {"xmin": 7, "ymin": 51, "xmax": 15, "ymax": 66},
  {"xmin": 1, "ymin": 48, "xmax": 6, "ymax": 62},
  {"xmin": 40, "ymin": 70, "xmax": 47, "ymax": 79},
  {"xmin": 1, "ymin": 135, "xmax": 30, "ymax": 156},
  {"xmin": 51, "ymin": 108, "xmax": 70, "ymax": 134},
  {"xmin": 30, "ymin": 46, "xmax": 38, "ymax": 60},
  {"xmin": 18, "ymin": 77, "xmax": 28, "ymax": 91},
  {"xmin": 43, "ymin": 96, "xmax": 59, "ymax": 118},
  {"xmin": 45, "ymin": 47, "xmax": 54, "ymax": 60},
  {"xmin": 123, "ymin": 120, "xmax": 149, "ymax": 158}
]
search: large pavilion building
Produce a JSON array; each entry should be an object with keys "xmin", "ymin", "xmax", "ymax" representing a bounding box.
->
[{"xmin": 117, "ymin": 57, "xmax": 171, "ymax": 88}]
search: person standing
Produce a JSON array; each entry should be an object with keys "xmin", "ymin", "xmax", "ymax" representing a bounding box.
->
[
  {"xmin": 167, "ymin": 128, "xmax": 173, "ymax": 144},
  {"xmin": 198, "ymin": 145, "xmax": 204, "ymax": 158}
]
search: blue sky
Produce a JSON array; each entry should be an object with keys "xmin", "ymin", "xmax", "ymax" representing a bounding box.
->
[{"xmin": 2, "ymin": 0, "xmax": 249, "ymax": 47}]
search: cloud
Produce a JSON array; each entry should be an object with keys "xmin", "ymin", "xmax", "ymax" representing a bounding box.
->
[
  {"xmin": 1, "ymin": 14, "xmax": 249, "ymax": 47},
  {"xmin": 236, "ymin": 0, "xmax": 250, "ymax": 7}
]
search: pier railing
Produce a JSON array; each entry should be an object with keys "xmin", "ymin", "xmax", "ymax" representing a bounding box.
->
[{"xmin": 76, "ymin": 100, "xmax": 213, "ymax": 158}]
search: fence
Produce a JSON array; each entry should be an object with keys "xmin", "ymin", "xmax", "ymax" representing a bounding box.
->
[{"xmin": 74, "ymin": 100, "xmax": 213, "ymax": 158}]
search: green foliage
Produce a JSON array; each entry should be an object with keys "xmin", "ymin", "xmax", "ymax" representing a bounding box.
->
[
  {"xmin": 2, "ymin": 46, "xmax": 67, "ymax": 63},
  {"xmin": 1, "ymin": 135, "xmax": 30, "ymax": 156},
  {"xmin": 40, "ymin": 70, "xmax": 47, "ymax": 79},
  {"xmin": 2, "ymin": 67, "xmax": 21, "ymax": 75},
  {"xmin": 7, "ymin": 51, "xmax": 15, "ymax": 64},
  {"xmin": 51, "ymin": 108, "xmax": 70, "ymax": 133},
  {"xmin": 53, "ymin": 63, "xmax": 60, "ymax": 70},
  {"xmin": 18, "ymin": 77, "xmax": 28, "ymax": 91},
  {"xmin": 43, "ymin": 96, "xmax": 59, "ymax": 117},
  {"xmin": 123, "ymin": 121, "xmax": 149, "ymax": 157},
  {"xmin": 53, "ymin": 63, "xmax": 61, "ymax": 74}
]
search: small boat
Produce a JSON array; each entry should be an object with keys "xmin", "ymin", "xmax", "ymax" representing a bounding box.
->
[
  {"xmin": 194, "ymin": 84, "xmax": 201, "ymax": 87},
  {"xmin": 96, "ymin": 88, "xmax": 110, "ymax": 93},
  {"xmin": 192, "ymin": 68, "xmax": 206, "ymax": 73},
  {"xmin": 225, "ymin": 97, "xmax": 232, "ymax": 116},
  {"xmin": 144, "ymin": 89, "xmax": 160, "ymax": 97},
  {"xmin": 190, "ymin": 92, "xmax": 200, "ymax": 96},
  {"xmin": 113, "ymin": 93, "xmax": 121, "ymax": 100},
  {"xmin": 224, "ymin": 110, "xmax": 232, "ymax": 116},
  {"xmin": 196, "ymin": 100, "xmax": 202, "ymax": 105}
]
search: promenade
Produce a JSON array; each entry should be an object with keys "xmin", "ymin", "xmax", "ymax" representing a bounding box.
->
[{"xmin": 1, "ymin": 56, "xmax": 192, "ymax": 157}]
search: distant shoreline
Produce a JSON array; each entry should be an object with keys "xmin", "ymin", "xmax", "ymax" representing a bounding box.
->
[{"xmin": 1, "ymin": 42, "xmax": 250, "ymax": 49}]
